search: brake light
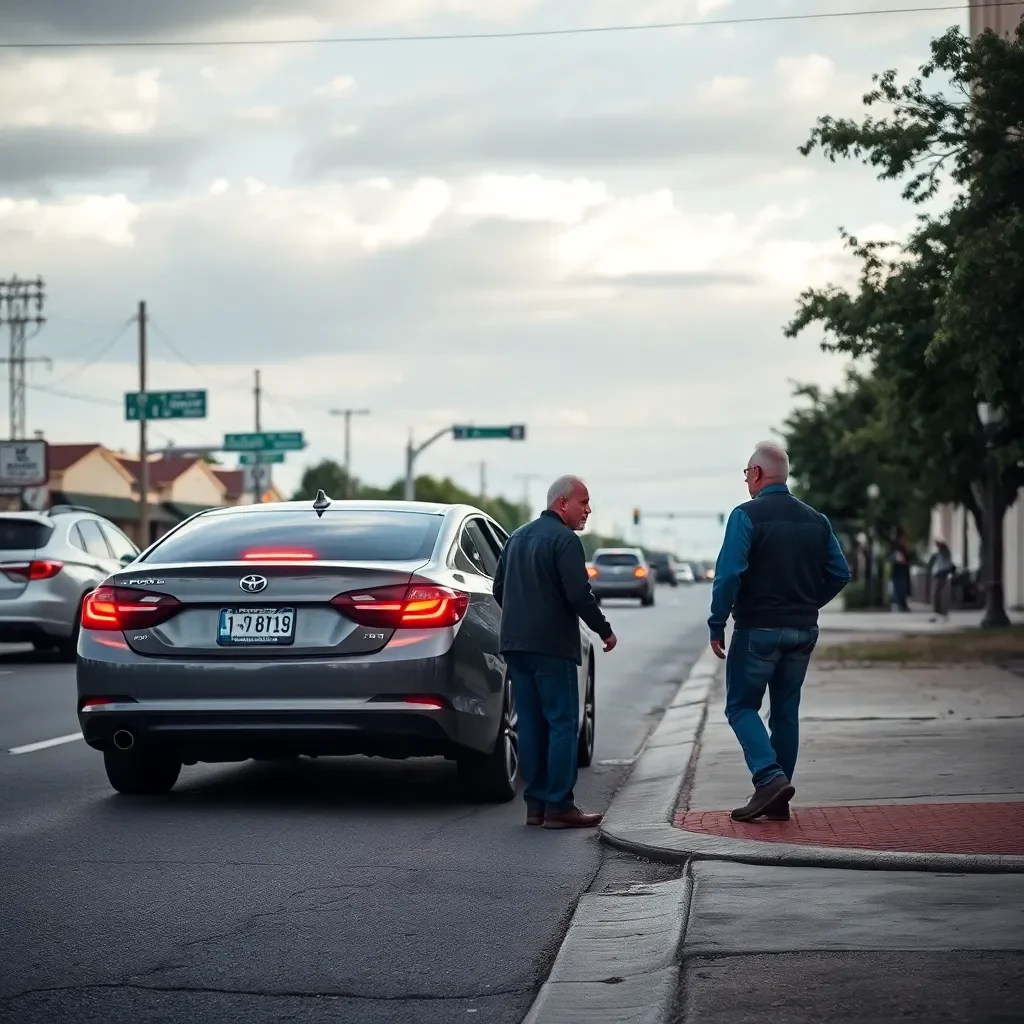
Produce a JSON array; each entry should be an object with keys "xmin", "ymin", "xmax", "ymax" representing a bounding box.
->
[
  {"xmin": 0, "ymin": 559, "xmax": 64, "ymax": 581},
  {"xmin": 242, "ymin": 549, "xmax": 316, "ymax": 561},
  {"xmin": 587, "ymin": 565, "xmax": 598, "ymax": 579},
  {"xmin": 81, "ymin": 586, "xmax": 182, "ymax": 631},
  {"xmin": 332, "ymin": 578, "xmax": 469, "ymax": 629},
  {"xmin": 634, "ymin": 566, "xmax": 648, "ymax": 578}
]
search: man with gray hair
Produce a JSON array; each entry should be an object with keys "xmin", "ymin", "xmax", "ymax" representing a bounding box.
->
[
  {"xmin": 708, "ymin": 441, "xmax": 850, "ymax": 822},
  {"xmin": 492, "ymin": 475, "xmax": 617, "ymax": 829}
]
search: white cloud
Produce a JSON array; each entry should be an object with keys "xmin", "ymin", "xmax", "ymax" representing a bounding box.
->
[
  {"xmin": 775, "ymin": 54, "xmax": 838, "ymax": 104},
  {"xmin": 0, "ymin": 57, "xmax": 168, "ymax": 134},
  {"xmin": 458, "ymin": 174, "xmax": 611, "ymax": 225},
  {"xmin": 313, "ymin": 76, "xmax": 356, "ymax": 99},
  {"xmin": 0, "ymin": 194, "xmax": 139, "ymax": 247}
]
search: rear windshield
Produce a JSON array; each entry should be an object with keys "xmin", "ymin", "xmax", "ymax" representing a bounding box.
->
[
  {"xmin": 0, "ymin": 518, "xmax": 53, "ymax": 551},
  {"xmin": 595, "ymin": 552, "xmax": 640, "ymax": 566},
  {"xmin": 141, "ymin": 510, "xmax": 443, "ymax": 564}
]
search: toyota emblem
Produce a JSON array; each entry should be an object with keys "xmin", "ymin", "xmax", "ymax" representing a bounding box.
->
[{"xmin": 239, "ymin": 574, "xmax": 268, "ymax": 593}]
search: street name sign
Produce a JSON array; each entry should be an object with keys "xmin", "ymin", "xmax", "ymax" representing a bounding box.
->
[
  {"xmin": 125, "ymin": 390, "xmax": 207, "ymax": 421},
  {"xmin": 452, "ymin": 425, "xmax": 526, "ymax": 441},
  {"xmin": 0, "ymin": 440, "xmax": 48, "ymax": 488},
  {"xmin": 238, "ymin": 452, "xmax": 285, "ymax": 465},
  {"xmin": 223, "ymin": 431, "xmax": 304, "ymax": 453}
]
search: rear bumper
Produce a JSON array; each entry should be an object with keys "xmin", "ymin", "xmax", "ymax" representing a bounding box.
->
[
  {"xmin": 78, "ymin": 698, "xmax": 479, "ymax": 760},
  {"xmin": 0, "ymin": 597, "xmax": 75, "ymax": 641},
  {"xmin": 591, "ymin": 582, "xmax": 649, "ymax": 598}
]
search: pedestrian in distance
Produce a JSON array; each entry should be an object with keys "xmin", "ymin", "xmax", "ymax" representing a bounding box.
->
[
  {"xmin": 492, "ymin": 476, "xmax": 617, "ymax": 829},
  {"xmin": 928, "ymin": 536, "xmax": 955, "ymax": 623},
  {"xmin": 708, "ymin": 442, "xmax": 851, "ymax": 822}
]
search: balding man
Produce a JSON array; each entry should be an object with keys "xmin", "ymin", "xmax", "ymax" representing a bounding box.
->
[
  {"xmin": 492, "ymin": 476, "xmax": 617, "ymax": 829},
  {"xmin": 708, "ymin": 442, "xmax": 850, "ymax": 822}
]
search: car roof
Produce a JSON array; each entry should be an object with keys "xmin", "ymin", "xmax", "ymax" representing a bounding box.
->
[
  {"xmin": 194, "ymin": 499, "xmax": 485, "ymax": 519},
  {"xmin": 593, "ymin": 547, "xmax": 643, "ymax": 555}
]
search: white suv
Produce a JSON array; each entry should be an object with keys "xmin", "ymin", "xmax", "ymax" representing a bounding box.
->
[{"xmin": 0, "ymin": 505, "xmax": 139, "ymax": 658}]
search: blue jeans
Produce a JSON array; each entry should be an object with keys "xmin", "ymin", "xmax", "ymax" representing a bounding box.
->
[
  {"xmin": 725, "ymin": 627, "xmax": 818, "ymax": 788},
  {"xmin": 504, "ymin": 652, "xmax": 579, "ymax": 813}
]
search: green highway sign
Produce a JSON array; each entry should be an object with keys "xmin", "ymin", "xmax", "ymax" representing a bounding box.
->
[
  {"xmin": 223, "ymin": 431, "xmax": 304, "ymax": 453},
  {"xmin": 452, "ymin": 424, "xmax": 526, "ymax": 441},
  {"xmin": 238, "ymin": 452, "xmax": 285, "ymax": 465},
  {"xmin": 125, "ymin": 390, "xmax": 207, "ymax": 421}
]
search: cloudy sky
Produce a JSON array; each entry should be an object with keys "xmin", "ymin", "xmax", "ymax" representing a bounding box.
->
[{"xmin": 1, "ymin": 0, "xmax": 967, "ymax": 554}]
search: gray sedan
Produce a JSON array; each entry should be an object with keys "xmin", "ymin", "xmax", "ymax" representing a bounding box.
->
[{"xmin": 77, "ymin": 496, "xmax": 596, "ymax": 801}]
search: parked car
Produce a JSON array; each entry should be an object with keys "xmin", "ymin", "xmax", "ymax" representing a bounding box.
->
[
  {"xmin": 0, "ymin": 505, "xmax": 139, "ymax": 658},
  {"xmin": 588, "ymin": 547, "xmax": 656, "ymax": 606},
  {"xmin": 646, "ymin": 552, "xmax": 679, "ymax": 586},
  {"xmin": 77, "ymin": 498, "xmax": 597, "ymax": 799}
]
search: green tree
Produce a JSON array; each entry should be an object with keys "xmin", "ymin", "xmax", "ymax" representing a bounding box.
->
[
  {"xmin": 292, "ymin": 460, "xmax": 355, "ymax": 501},
  {"xmin": 788, "ymin": 24, "xmax": 1024, "ymax": 615}
]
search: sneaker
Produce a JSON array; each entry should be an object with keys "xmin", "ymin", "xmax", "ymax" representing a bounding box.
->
[
  {"xmin": 765, "ymin": 804, "xmax": 791, "ymax": 821},
  {"xmin": 731, "ymin": 776, "xmax": 795, "ymax": 822}
]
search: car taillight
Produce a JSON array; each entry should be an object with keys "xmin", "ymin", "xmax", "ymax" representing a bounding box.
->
[
  {"xmin": 634, "ymin": 566, "xmax": 648, "ymax": 578},
  {"xmin": 242, "ymin": 549, "xmax": 316, "ymax": 561},
  {"xmin": 81, "ymin": 586, "xmax": 182, "ymax": 631},
  {"xmin": 0, "ymin": 559, "xmax": 64, "ymax": 581},
  {"xmin": 587, "ymin": 566, "xmax": 598, "ymax": 579},
  {"xmin": 331, "ymin": 578, "xmax": 469, "ymax": 629}
]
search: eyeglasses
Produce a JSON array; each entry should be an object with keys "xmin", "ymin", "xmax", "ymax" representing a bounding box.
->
[{"xmin": 743, "ymin": 466, "xmax": 759, "ymax": 479}]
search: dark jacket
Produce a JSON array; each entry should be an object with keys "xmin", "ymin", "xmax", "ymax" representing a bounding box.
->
[
  {"xmin": 708, "ymin": 484, "xmax": 851, "ymax": 641},
  {"xmin": 493, "ymin": 510, "xmax": 612, "ymax": 664}
]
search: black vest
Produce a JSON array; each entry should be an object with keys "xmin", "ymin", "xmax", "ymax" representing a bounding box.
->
[{"xmin": 733, "ymin": 490, "xmax": 831, "ymax": 630}]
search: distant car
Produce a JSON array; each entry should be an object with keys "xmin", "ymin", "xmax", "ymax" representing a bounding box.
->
[
  {"xmin": 77, "ymin": 498, "xmax": 596, "ymax": 799},
  {"xmin": 701, "ymin": 561, "xmax": 716, "ymax": 582},
  {"xmin": 588, "ymin": 548, "xmax": 656, "ymax": 607},
  {"xmin": 646, "ymin": 553, "xmax": 679, "ymax": 586},
  {"xmin": 0, "ymin": 505, "xmax": 139, "ymax": 658},
  {"xmin": 675, "ymin": 561, "xmax": 695, "ymax": 584}
]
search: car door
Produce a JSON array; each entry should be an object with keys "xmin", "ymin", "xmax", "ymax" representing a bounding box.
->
[
  {"xmin": 98, "ymin": 521, "xmax": 140, "ymax": 569},
  {"xmin": 73, "ymin": 518, "xmax": 120, "ymax": 583}
]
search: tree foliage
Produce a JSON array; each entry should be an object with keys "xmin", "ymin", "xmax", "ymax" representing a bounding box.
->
[{"xmin": 783, "ymin": 24, "xmax": 1024, "ymax": 552}]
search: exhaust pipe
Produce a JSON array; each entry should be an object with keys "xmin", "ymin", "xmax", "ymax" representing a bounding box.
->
[{"xmin": 113, "ymin": 730, "xmax": 134, "ymax": 751}]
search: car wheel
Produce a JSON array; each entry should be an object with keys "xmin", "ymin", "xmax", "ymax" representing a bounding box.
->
[
  {"xmin": 577, "ymin": 661, "xmax": 595, "ymax": 768},
  {"xmin": 32, "ymin": 639, "xmax": 57, "ymax": 653},
  {"xmin": 641, "ymin": 592, "xmax": 655, "ymax": 607},
  {"xmin": 103, "ymin": 748, "xmax": 182, "ymax": 795},
  {"xmin": 458, "ymin": 677, "xmax": 518, "ymax": 803}
]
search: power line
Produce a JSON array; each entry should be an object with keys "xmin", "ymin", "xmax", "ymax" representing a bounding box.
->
[
  {"xmin": 0, "ymin": 3, "xmax": 1001, "ymax": 51},
  {"xmin": 46, "ymin": 317, "xmax": 134, "ymax": 387}
]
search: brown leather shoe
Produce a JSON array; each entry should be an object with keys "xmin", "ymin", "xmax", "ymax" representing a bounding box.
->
[
  {"xmin": 526, "ymin": 806, "xmax": 544, "ymax": 827},
  {"xmin": 542, "ymin": 807, "xmax": 603, "ymax": 830}
]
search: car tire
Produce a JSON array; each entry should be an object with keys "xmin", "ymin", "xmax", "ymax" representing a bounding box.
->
[
  {"xmin": 458, "ymin": 677, "xmax": 518, "ymax": 803},
  {"xmin": 577, "ymin": 661, "xmax": 595, "ymax": 768},
  {"xmin": 32, "ymin": 639, "xmax": 57, "ymax": 653},
  {"xmin": 103, "ymin": 748, "xmax": 182, "ymax": 795},
  {"xmin": 641, "ymin": 592, "xmax": 655, "ymax": 607}
]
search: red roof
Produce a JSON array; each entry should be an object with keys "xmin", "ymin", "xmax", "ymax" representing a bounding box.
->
[
  {"xmin": 213, "ymin": 469, "xmax": 245, "ymax": 498},
  {"xmin": 115, "ymin": 455, "xmax": 208, "ymax": 487},
  {"xmin": 48, "ymin": 444, "xmax": 102, "ymax": 472}
]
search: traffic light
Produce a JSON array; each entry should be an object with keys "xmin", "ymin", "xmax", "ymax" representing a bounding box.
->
[
  {"xmin": 633, "ymin": 508, "xmax": 641, "ymax": 526},
  {"xmin": 718, "ymin": 512, "xmax": 725, "ymax": 525}
]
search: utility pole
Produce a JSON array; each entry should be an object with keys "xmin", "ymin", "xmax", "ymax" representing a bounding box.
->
[
  {"xmin": 404, "ymin": 425, "xmax": 454, "ymax": 501},
  {"xmin": 138, "ymin": 301, "xmax": 149, "ymax": 547},
  {"xmin": 514, "ymin": 472, "xmax": 543, "ymax": 520},
  {"xmin": 0, "ymin": 276, "xmax": 48, "ymax": 439},
  {"xmin": 479, "ymin": 460, "xmax": 486, "ymax": 502},
  {"xmin": 252, "ymin": 369, "xmax": 263, "ymax": 503},
  {"xmin": 329, "ymin": 407, "xmax": 371, "ymax": 498}
]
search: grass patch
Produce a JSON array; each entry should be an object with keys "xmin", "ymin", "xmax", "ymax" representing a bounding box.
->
[{"xmin": 819, "ymin": 624, "xmax": 1024, "ymax": 665}]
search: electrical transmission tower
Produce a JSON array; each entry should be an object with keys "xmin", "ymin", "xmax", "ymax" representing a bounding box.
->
[{"xmin": 0, "ymin": 276, "xmax": 48, "ymax": 439}]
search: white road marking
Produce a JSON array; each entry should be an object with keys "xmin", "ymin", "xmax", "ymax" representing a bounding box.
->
[
  {"xmin": 8, "ymin": 732, "xmax": 83, "ymax": 755},
  {"xmin": 597, "ymin": 757, "xmax": 636, "ymax": 766}
]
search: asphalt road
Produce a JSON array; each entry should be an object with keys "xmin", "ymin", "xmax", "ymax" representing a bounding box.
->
[{"xmin": 0, "ymin": 583, "xmax": 711, "ymax": 1024}]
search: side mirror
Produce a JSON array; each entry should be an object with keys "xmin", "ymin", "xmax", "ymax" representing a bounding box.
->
[{"xmin": 119, "ymin": 553, "xmax": 137, "ymax": 566}]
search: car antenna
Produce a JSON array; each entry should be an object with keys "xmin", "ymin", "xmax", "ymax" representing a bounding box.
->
[{"xmin": 312, "ymin": 489, "xmax": 331, "ymax": 518}]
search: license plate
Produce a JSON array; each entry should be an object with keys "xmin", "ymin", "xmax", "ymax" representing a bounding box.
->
[{"xmin": 217, "ymin": 607, "xmax": 296, "ymax": 646}]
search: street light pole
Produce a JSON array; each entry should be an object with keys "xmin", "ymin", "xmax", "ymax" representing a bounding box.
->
[
  {"xmin": 404, "ymin": 425, "xmax": 454, "ymax": 501},
  {"xmin": 329, "ymin": 408, "xmax": 371, "ymax": 498},
  {"xmin": 977, "ymin": 402, "xmax": 1010, "ymax": 628}
]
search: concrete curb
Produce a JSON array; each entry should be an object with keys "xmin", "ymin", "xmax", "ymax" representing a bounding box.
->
[
  {"xmin": 599, "ymin": 648, "xmax": 1024, "ymax": 874},
  {"xmin": 522, "ymin": 874, "xmax": 692, "ymax": 1024}
]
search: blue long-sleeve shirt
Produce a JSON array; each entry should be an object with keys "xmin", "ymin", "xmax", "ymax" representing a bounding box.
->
[{"xmin": 708, "ymin": 484, "xmax": 851, "ymax": 642}]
